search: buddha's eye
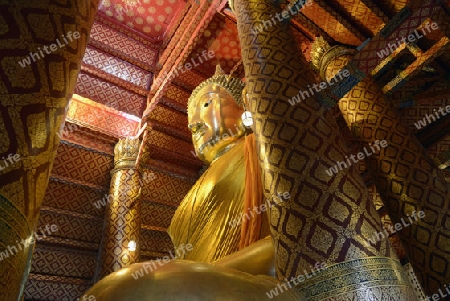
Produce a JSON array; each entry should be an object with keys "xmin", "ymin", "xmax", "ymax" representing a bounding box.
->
[{"xmin": 204, "ymin": 99, "xmax": 212, "ymax": 107}]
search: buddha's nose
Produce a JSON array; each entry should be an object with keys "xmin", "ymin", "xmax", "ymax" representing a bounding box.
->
[{"xmin": 188, "ymin": 121, "xmax": 205, "ymax": 134}]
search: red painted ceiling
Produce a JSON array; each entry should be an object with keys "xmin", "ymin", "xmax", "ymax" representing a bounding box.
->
[{"xmin": 98, "ymin": 0, "xmax": 186, "ymax": 41}]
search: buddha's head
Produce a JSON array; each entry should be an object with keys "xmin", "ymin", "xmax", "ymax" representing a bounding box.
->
[{"xmin": 188, "ymin": 65, "xmax": 246, "ymax": 164}]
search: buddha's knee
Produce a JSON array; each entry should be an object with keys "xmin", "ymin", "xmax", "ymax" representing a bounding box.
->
[{"xmin": 81, "ymin": 260, "xmax": 299, "ymax": 301}]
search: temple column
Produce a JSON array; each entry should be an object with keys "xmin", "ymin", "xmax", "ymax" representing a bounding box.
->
[
  {"xmin": 98, "ymin": 138, "xmax": 141, "ymax": 280},
  {"xmin": 231, "ymin": 0, "xmax": 418, "ymax": 299},
  {"xmin": 312, "ymin": 39, "xmax": 450, "ymax": 295},
  {"xmin": 0, "ymin": 0, "xmax": 99, "ymax": 299}
]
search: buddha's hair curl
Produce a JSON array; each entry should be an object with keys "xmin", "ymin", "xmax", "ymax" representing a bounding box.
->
[{"xmin": 187, "ymin": 74, "xmax": 245, "ymax": 118}]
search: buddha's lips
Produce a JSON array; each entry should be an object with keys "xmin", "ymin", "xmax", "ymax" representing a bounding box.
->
[{"xmin": 193, "ymin": 129, "xmax": 206, "ymax": 142}]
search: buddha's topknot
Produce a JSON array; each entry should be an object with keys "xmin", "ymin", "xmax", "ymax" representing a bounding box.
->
[{"xmin": 188, "ymin": 65, "xmax": 244, "ymax": 118}]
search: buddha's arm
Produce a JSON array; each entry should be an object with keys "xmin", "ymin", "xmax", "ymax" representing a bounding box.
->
[{"xmin": 212, "ymin": 236, "xmax": 275, "ymax": 277}]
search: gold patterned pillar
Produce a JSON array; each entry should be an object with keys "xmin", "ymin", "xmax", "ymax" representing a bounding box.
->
[
  {"xmin": 230, "ymin": 0, "xmax": 418, "ymax": 299},
  {"xmin": 0, "ymin": 1, "xmax": 99, "ymax": 300},
  {"xmin": 98, "ymin": 138, "xmax": 141, "ymax": 280},
  {"xmin": 313, "ymin": 39, "xmax": 450, "ymax": 295}
]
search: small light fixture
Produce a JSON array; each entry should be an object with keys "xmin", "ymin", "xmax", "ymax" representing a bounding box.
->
[
  {"xmin": 241, "ymin": 111, "xmax": 253, "ymax": 127},
  {"xmin": 128, "ymin": 240, "xmax": 137, "ymax": 252}
]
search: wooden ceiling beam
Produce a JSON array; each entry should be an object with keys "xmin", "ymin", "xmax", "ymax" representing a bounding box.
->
[
  {"xmin": 35, "ymin": 235, "xmax": 99, "ymax": 252},
  {"xmin": 140, "ymin": 0, "xmax": 222, "ymax": 168},
  {"xmin": 313, "ymin": 0, "xmax": 368, "ymax": 42},
  {"xmin": 49, "ymin": 174, "xmax": 108, "ymax": 193},
  {"xmin": 40, "ymin": 206, "xmax": 103, "ymax": 222},
  {"xmin": 141, "ymin": 224, "xmax": 168, "ymax": 232},
  {"xmin": 352, "ymin": 1, "xmax": 442, "ymax": 75},
  {"xmin": 359, "ymin": 0, "xmax": 391, "ymax": 22},
  {"xmin": 292, "ymin": 12, "xmax": 334, "ymax": 43},
  {"xmin": 27, "ymin": 273, "xmax": 93, "ymax": 285},
  {"xmin": 382, "ymin": 37, "xmax": 450, "ymax": 94},
  {"xmin": 149, "ymin": 0, "xmax": 219, "ymax": 96},
  {"xmin": 80, "ymin": 64, "xmax": 148, "ymax": 97},
  {"xmin": 142, "ymin": 160, "xmax": 199, "ymax": 181},
  {"xmin": 161, "ymin": 1, "xmax": 193, "ymax": 50},
  {"xmin": 155, "ymin": 2, "xmax": 196, "ymax": 67}
]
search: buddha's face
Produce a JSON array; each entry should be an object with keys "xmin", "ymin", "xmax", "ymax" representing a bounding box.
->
[{"xmin": 188, "ymin": 83, "xmax": 245, "ymax": 164}]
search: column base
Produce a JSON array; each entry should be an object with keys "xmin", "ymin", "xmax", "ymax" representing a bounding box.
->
[{"xmin": 293, "ymin": 257, "xmax": 419, "ymax": 301}]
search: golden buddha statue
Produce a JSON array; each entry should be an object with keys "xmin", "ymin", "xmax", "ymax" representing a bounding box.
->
[
  {"xmin": 81, "ymin": 65, "xmax": 300, "ymax": 301},
  {"xmin": 81, "ymin": 0, "xmax": 421, "ymax": 300},
  {"xmin": 168, "ymin": 65, "xmax": 273, "ymax": 264}
]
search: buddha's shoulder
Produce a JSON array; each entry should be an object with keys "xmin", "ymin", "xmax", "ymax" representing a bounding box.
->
[
  {"xmin": 201, "ymin": 149, "xmax": 246, "ymax": 190},
  {"xmin": 204, "ymin": 141, "xmax": 246, "ymax": 178},
  {"xmin": 177, "ymin": 143, "xmax": 246, "ymax": 211}
]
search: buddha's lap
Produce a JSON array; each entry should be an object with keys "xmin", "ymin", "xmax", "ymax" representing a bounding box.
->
[{"xmin": 81, "ymin": 259, "xmax": 299, "ymax": 301}]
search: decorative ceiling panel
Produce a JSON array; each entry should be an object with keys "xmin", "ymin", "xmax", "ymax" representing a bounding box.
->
[
  {"xmin": 140, "ymin": 169, "xmax": 194, "ymax": 205},
  {"xmin": 414, "ymin": 81, "xmax": 450, "ymax": 102},
  {"xmin": 401, "ymin": 95, "xmax": 450, "ymax": 133},
  {"xmin": 165, "ymin": 84, "xmax": 192, "ymax": 107},
  {"xmin": 59, "ymin": 123, "xmax": 117, "ymax": 156},
  {"xmin": 95, "ymin": 11, "xmax": 163, "ymax": 48},
  {"xmin": 98, "ymin": 0, "xmax": 186, "ymax": 41},
  {"xmin": 142, "ymin": 201, "xmax": 176, "ymax": 228},
  {"xmin": 83, "ymin": 45, "xmax": 152, "ymax": 89},
  {"xmin": 148, "ymin": 0, "xmax": 219, "ymax": 100},
  {"xmin": 187, "ymin": 15, "xmax": 241, "ymax": 75},
  {"xmin": 74, "ymin": 72, "xmax": 147, "ymax": 118},
  {"xmin": 140, "ymin": 229, "xmax": 174, "ymax": 253},
  {"xmin": 376, "ymin": 0, "xmax": 409, "ymax": 15},
  {"xmin": 89, "ymin": 20, "xmax": 158, "ymax": 69},
  {"xmin": 146, "ymin": 103, "xmax": 190, "ymax": 134},
  {"xmin": 351, "ymin": 1, "xmax": 442, "ymax": 75},
  {"xmin": 44, "ymin": 179, "xmax": 107, "ymax": 217},
  {"xmin": 51, "ymin": 143, "xmax": 114, "ymax": 188},
  {"xmin": 301, "ymin": 2, "xmax": 363, "ymax": 45},
  {"xmin": 144, "ymin": 129, "xmax": 196, "ymax": 158},
  {"xmin": 146, "ymin": 158, "xmax": 201, "ymax": 179},
  {"xmin": 334, "ymin": 0, "xmax": 385, "ymax": 35},
  {"xmin": 173, "ymin": 69, "xmax": 207, "ymax": 91},
  {"xmin": 30, "ymin": 247, "xmax": 96, "ymax": 279},
  {"xmin": 67, "ymin": 95, "xmax": 141, "ymax": 137},
  {"xmin": 144, "ymin": 144, "xmax": 203, "ymax": 171},
  {"xmin": 36, "ymin": 236, "xmax": 99, "ymax": 252},
  {"xmin": 385, "ymin": 66, "xmax": 443, "ymax": 108},
  {"xmin": 291, "ymin": 10, "xmax": 334, "ymax": 43},
  {"xmin": 161, "ymin": 96, "xmax": 188, "ymax": 112},
  {"xmin": 24, "ymin": 274, "xmax": 92, "ymax": 301},
  {"xmin": 37, "ymin": 211, "xmax": 103, "ymax": 244}
]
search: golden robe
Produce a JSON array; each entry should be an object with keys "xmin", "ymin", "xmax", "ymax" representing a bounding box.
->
[{"xmin": 168, "ymin": 138, "xmax": 269, "ymax": 263}]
